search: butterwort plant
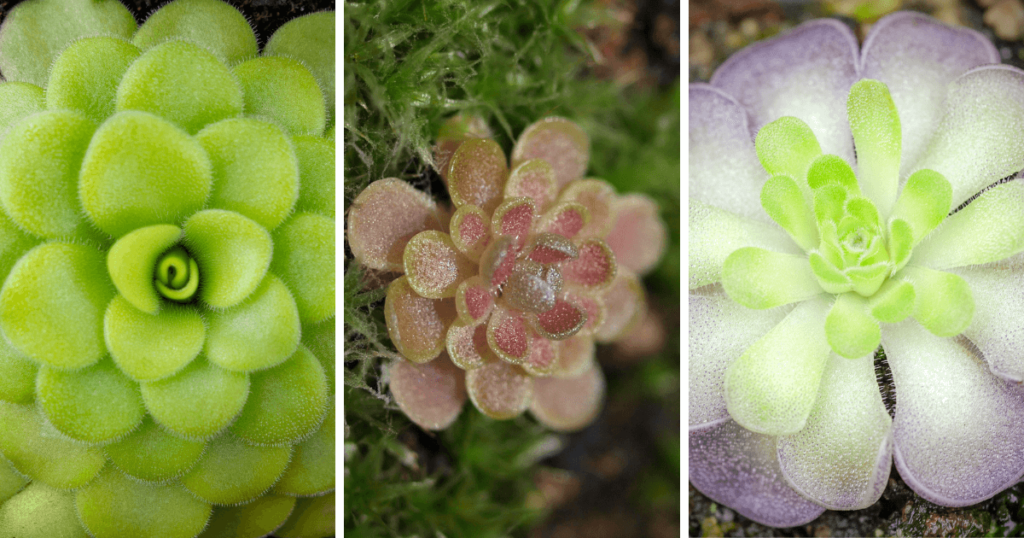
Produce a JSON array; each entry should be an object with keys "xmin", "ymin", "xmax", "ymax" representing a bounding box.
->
[
  {"xmin": 347, "ymin": 115, "xmax": 666, "ymax": 433},
  {"xmin": 0, "ymin": 0, "xmax": 335, "ymax": 537},
  {"xmin": 690, "ymin": 11, "xmax": 1024, "ymax": 526}
]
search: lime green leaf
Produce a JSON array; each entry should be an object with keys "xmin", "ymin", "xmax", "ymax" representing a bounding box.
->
[
  {"xmin": 809, "ymin": 251, "xmax": 853, "ymax": 294},
  {"xmin": 0, "ymin": 483, "xmax": 88, "ymax": 538},
  {"xmin": 844, "ymin": 197, "xmax": 881, "ymax": 230},
  {"xmin": 276, "ymin": 494, "xmax": 335, "ymax": 538},
  {"xmin": 0, "ymin": 82, "xmax": 45, "ymax": 134},
  {"xmin": 140, "ymin": 357, "xmax": 249, "ymax": 439},
  {"xmin": 46, "ymin": 36, "xmax": 141, "ymax": 123},
  {"xmin": 0, "ymin": 242, "xmax": 113, "ymax": 370},
  {"xmin": 848, "ymin": 79, "xmax": 901, "ymax": 216},
  {"xmin": 234, "ymin": 56, "xmax": 326, "ymax": 136},
  {"xmin": 77, "ymin": 467, "xmax": 212, "ymax": 538},
  {"xmin": 0, "ymin": 110, "xmax": 96, "ymax": 239},
  {"xmin": 912, "ymin": 180, "xmax": 1024, "ymax": 270},
  {"xmin": 689, "ymin": 200, "xmax": 799, "ymax": 289},
  {"xmin": 868, "ymin": 278, "xmax": 916, "ymax": 323},
  {"xmin": 197, "ymin": 117, "xmax": 299, "ymax": 231},
  {"xmin": 0, "ymin": 336, "xmax": 36, "ymax": 404},
  {"xmin": 888, "ymin": 218, "xmax": 913, "ymax": 272},
  {"xmin": 107, "ymin": 224, "xmax": 182, "ymax": 314},
  {"xmin": 825, "ymin": 293, "xmax": 881, "ymax": 358},
  {"xmin": 813, "ymin": 184, "xmax": 849, "ymax": 227},
  {"xmin": 104, "ymin": 417, "xmax": 206, "ymax": 482},
  {"xmin": 724, "ymin": 299, "xmax": 831, "ymax": 435},
  {"xmin": 755, "ymin": 116, "xmax": 822, "ymax": 186},
  {"xmin": 204, "ymin": 274, "xmax": 301, "ymax": 372},
  {"xmin": 181, "ymin": 434, "xmax": 291, "ymax": 505},
  {"xmin": 292, "ymin": 135, "xmax": 334, "ymax": 219},
  {"xmin": 104, "ymin": 295, "xmax": 205, "ymax": 382},
  {"xmin": 722, "ymin": 247, "xmax": 822, "ymax": 309},
  {"xmin": 271, "ymin": 213, "xmax": 335, "ymax": 323},
  {"xmin": 80, "ymin": 111, "xmax": 212, "ymax": 238},
  {"xmin": 36, "ymin": 358, "xmax": 145, "ymax": 444},
  {"xmin": 891, "ymin": 168, "xmax": 952, "ymax": 244},
  {"xmin": 132, "ymin": 0, "xmax": 257, "ymax": 65},
  {"xmin": 264, "ymin": 11, "xmax": 335, "ymax": 121},
  {"xmin": 273, "ymin": 407, "xmax": 334, "ymax": 496},
  {"xmin": 183, "ymin": 209, "xmax": 272, "ymax": 309},
  {"xmin": 0, "ymin": 402, "xmax": 104, "ymax": 489},
  {"xmin": 846, "ymin": 262, "xmax": 889, "ymax": 297},
  {"xmin": 806, "ymin": 154, "xmax": 860, "ymax": 194},
  {"xmin": 231, "ymin": 345, "xmax": 328, "ymax": 445},
  {"xmin": 760, "ymin": 174, "xmax": 818, "ymax": 251},
  {"xmin": 116, "ymin": 40, "xmax": 242, "ymax": 134},
  {"xmin": 199, "ymin": 495, "xmax": 296, "ymax": 538},
  {"xmin": 900, "ymin": 265, "xmax": 975, "ymax": 337},
  {"xmin": 0, "ymin": 0, "xmax": 136, "ymax": 87}
]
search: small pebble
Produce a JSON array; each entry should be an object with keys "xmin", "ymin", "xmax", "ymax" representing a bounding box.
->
[{"xmin": 984, "ymin": 0, "xmax": 1024, "ymax": 41}]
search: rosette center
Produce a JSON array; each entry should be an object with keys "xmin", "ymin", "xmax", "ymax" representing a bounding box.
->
[{"xmin": 154, "ymin": 246, "xmax": 199, "ymax": 302}]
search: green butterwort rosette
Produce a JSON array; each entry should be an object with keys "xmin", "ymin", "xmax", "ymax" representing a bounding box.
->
[
  {"xmin": 0, "ymin": 1, "xmax": 335, "ymax": 537},
  {"xmin": 718, "ymin": 79, "xmax": 996, "ymax": 437}
]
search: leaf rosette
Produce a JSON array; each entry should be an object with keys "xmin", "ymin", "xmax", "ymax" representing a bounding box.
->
[
  {"xmin": 347, "ymin": 115, "xmax": 667, "ymax": 432},
  {"xmin": 0, "ymin": 1, "xmax": 336, "ymax": 537},
  {"xmin": 690, "ymin": 11, "xmax": 1024, "ymax": 527}
]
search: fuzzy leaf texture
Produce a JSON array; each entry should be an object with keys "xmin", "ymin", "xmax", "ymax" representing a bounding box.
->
[{"xmin": 0, "ymin": 1, "xmax": 336, "ymax": 536}]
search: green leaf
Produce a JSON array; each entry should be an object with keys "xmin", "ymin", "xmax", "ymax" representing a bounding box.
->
[
  {"xmin": 846, "ymin": 262, "xmax": 889, "ymax": 297},
  {"xmin": 36, "ymin": 358, "xmax": 145, "ymax": 444},
  {"xmin": 140, "ymin": 357, "xmax": 249, "ymax": 439},
  {"xmin": 234, "ymin": 56, "xmax": 326, "ymax": 136},
  {"xmin": 809, "ymin": 251, "xmax": 853, "ymax": 294},
  {"xmin": 0, "ymin": 0, "xmax": 136, "ymax": 87},
  {"xmin": 760, "ymin": 174, "xmax": 817, "ymax": 251},
  {"xmin": 271, "ymin": 213, "xmax": 335, "ymax": 323},
  {"xmin": 825, "ymin": 293, "xmax": 880, "ymax": 358},
  {"xmin": 132, "ymin": 0, "xmax": 257, "ymax": 65},
  {"xmin": 264, "ymin": 11, "xmax": 335, "ymax": 121},
  {"xmin": 79, "ymin": 111, "xmax": 212, "ymax": 238},
  {"xmin": 724, "ymin": 298, "xmax": 831, "ymax": 435},
  {"xmin": 847, "ymin": 79, "xmax": 901, "ymax": 216},
  {"xmin": 868, "ymin": 278, "xmax": 916, "ymax": 323},
  {"xmin": 199, "ymin": 495, "xmax": 296, "ymax": 538},
  {"xmin": 196, "ymin": 117, "xmax": 300, "ymax": 231},
  {"xmin": 900, "ymin": 265, "xmax": 975, "ymax": 337},
  {"xmin": 688, "ymin": 199, "xmax": 798, "ymax": 289},
  {"xmin": 890, "ymin": 168, "xmax": 952, "ymax": 244},
  {"xmin": 180, "ymin": 434, "xmax": 291, "ymax": 505},
  {"xmin": 232, "ymin": 345, "xmax": 328, "ymax": 445},
  {"xmin": 911, "ymin": 180, "xmax": 1024, "ymax": 270},
  {"xmin": 0, "ymin": 242, "xmax": 114, "ymax": 370},
  {"xmin": 0, "ymin": 82, "xmax": 45, "ymax": 135},
  {"xmin": 813, "ymin": 184, "xmax": 848, "ymax": 227},
  {"xmin": 292, "ymin": 135, "xmax": 335, "ymax": 219},
  {"xmin": 116, "ymin": 40, "xmax": 242, "ymax": 134},
  {"xmin": 104, "ymin": 295, "xmax": 205, "ymax": 382},
  {"xmin": 722, "ymin": 247, "xmax": 822, "ymax": 309},
  {"xmin": 888, "ymin": 218, "xmax": 913, "ymax": 273},
  {"xmin": 103, "ymin": 417, "xmax": 206, "ymax": 482},
  {"xmin": 77, "ymin": 467, "xmax": 211, "ymax": 538},
  {"xmin": 754, "ymin": 116, "xmax": 822, "ymax": 187},
  {"xmin": 183, "ymin": 209, "xmax": 272, "ymax": 309},
  {"xmin": 46, "ymin": 37, "xmax": 141, "ymax": 123},
  {"xmin": 0, "ymin": 110, "xmax": 97, "ymax": 239},
  {"xmin": 107, "ymin": 224, "xmax": 182, "ymax": 314},
  {"xmin": 844, "ymin": 197, "xmax": 881, "ymax": 230},
  {"xmin": 204, "ymin": 274, "xmax": 301, "ymax": 373},
  {"xmin": 0, "ymin": 402, "xmax": 105, "ymax": 489},
  {"xmin": 0, "ymin": 483, "xmax": 88, "ymax": 538},
  {"xmin": 807, "ymin": 154, "xmax": 860, "ymax": 194}
]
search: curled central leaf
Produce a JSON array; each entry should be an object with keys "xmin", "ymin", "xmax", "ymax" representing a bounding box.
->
[{"xmin": 154, "ymin": 246, "xmax": 199, "ymax": 302}]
